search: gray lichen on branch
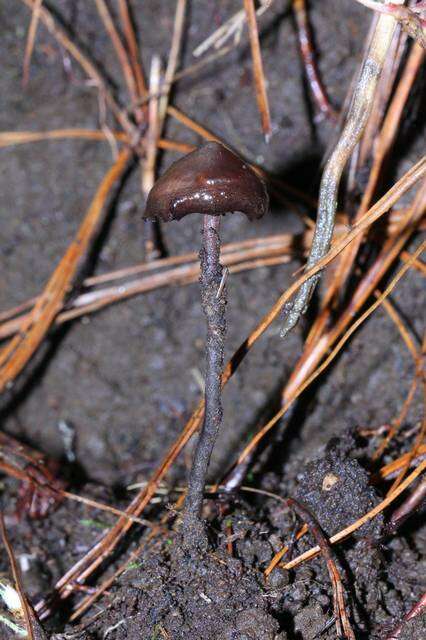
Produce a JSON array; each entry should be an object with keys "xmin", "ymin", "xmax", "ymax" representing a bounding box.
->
[{"xmin": 280, "ymin": 5, "xmax": 402, "ymax": 338}]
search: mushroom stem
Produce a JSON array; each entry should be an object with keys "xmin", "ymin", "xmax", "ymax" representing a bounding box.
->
[{"xmin": 183, "ymin": 214, "xmax": 226, "ymax": 550}]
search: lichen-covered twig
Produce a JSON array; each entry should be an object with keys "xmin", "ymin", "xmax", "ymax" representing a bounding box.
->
[
  {"xmin": 355, "ymin": 0, "xmax": 426, "ymax": 48},
  {"xmin": 280, "ymin": 3, "xmax": 402, "ymax": 338}
]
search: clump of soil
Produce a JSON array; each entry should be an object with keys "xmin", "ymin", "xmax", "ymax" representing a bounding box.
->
[
  {"xmin": 89, "ymin": 535, "xmax": 282, "ymax": 640},
  {"xmin": 295, "ymin": 435, "xmax": 384, "ymax": 539}
]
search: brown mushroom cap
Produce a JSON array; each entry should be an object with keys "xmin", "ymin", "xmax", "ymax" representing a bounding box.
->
[{"xmin": 143, "ymin": 141, "xmax": 269, "ymax": 222}]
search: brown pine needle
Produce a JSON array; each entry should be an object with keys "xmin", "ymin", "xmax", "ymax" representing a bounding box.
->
[
  {"xmin": 385, "ymin": 477, "xmax": 426, "ymax": 535},
  {"xmin": 0, "ymin": 232, "xmax": 300, "ymax": 328},
  {"xmin": 383, "ymin": 591, "xmax": 426, "ymax": 640},
  {"xmin": 401, "ymin": 250, "xmax": 426, "ymax": 276},
  {"xmin": 286, "ymin": 498, "xmax": 355, "ymax": 639},
  {"xmin": 0, "ymin": 512, "xmax": 43, "ymax": 640},
  {"xmin": 0, "ymin": 234, "xmax": 301, "ymax": 340},
  {"xmin": 377, "ymin": 444, "xmax": 426, "ymax": 480},
  {"xmin": 22, "ymin": 0, "xmax": 43, "ymax": 87},
  {"xmin": 243, "ymin": 0, "xmax": 272, "ymax": 140},
  {"xmin": 158, "ymin": 0, "xmax": 187, "ymax": 123},
  {"xmin": 94, "ymin": 0, "xmax": 138, "ymax": 107},
  {"xmin": 389, "ymin": 371, "xmax": 426, "ymax": 494},
  {"xmin": 264, "ymin": 524, "xmax": 308, "ymax": 576},
  {"xmin": 373, "ymin": 375, "xmax": 419, "ymax": 461},
  {"xmin": 0, "ymin": 129, "xmax": 127, "ymax": 146},
  {"xmin": 378, "ymin": 294, "xmax": 420, "ymax": 362},
  {"xmin": 0, "ymin": 128, "xmax": 193, "ymax": 154},
  {"xmin": 20, "ymin": 0, "xmax": 135, "ymax": 136},
  {"xmin": 292, "ymin": 0, "xmax": 336, "ymax": 120},
  {"xmin": 118, "ymin": 0, "xmax": 147, "ymax": 96},
  {"xmin": 283, "ymin": 181, "xmax": 425, "ymax": 410}
]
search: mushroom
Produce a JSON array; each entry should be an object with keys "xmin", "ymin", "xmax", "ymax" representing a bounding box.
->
[{"xmin": 143, "ymin": 141, "xmax": 269, "ymax": 549}]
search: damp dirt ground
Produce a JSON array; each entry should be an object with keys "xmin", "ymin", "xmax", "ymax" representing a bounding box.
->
[{"xmin": 0, "ymin": 1, "xmax": 425, "ymax": 639}]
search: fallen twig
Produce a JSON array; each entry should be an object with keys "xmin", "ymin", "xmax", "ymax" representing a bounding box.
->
[
  {"xmin": 20, "ymin": 0, "xmax": 135, "ymax": 137},
  {"xmin": 0, "ymin": 233, "xmax": 301, "ymax": 340},
  {"xmin": 22, "ymin": 0, "xmax": 43, "ymax": 86},
  {"xmin": 382, "ymin": 591, "xmax": 426, "ymax": 639},
  {"xmin": 243, "ymin": 0, "xmax": 272, "ymax": 139},
  {"xmin": 286, "ymin": 498, "xmax": 355, "ymax": 639},
  {"xmin": 117, "ymin": 0, "xmax": 148, "ymax": 105},
  {"xmin": 385, "ymin": 476, "xmax": 426, "ymax": 535},
  {"xmin": 280, "ymin": 3, "xmax": 402, "ymax": 338},
  {"xmin": 94, "ymin": 0, "xmax": 138, "ymax": 107},
  {"xmin": 292, "ymin": 0, "xmax": 337, "ymax": 120},
  {"xmin": 0, "ymin": 512, "xmax": 46, "ymax": 640}
]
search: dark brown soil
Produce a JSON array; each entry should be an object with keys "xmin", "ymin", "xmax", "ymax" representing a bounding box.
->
[{"xmin": 0, "ymin": 1, "xmax": 425, "ymax": 639}]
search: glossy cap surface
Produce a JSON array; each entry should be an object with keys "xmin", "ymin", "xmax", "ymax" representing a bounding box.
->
[{"xmin": 143, "ymin": 142, "xmax": 269, "ymax": 222}]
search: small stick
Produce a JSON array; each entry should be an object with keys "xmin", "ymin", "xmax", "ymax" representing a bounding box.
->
[
  {"xmin": 22, "ymin": 0, "xmax": 43, "ymax": 86},
  {"xmin": 286, "ymin": 498, "xmax": 355, "ymax": 639},
  {"xmin": 382, "ymin": 591, "xmax": 426, "ymax": 640},
  {"xmin": 117, "ymin": 0, "xmax": 148, "ymax": 119},
  {"xmin": 143, "ymin": 0, "xmax": 187, "ymax": 261},
  {"xmin": 280, "ymin": 3, "xmax": 402, "ymax": 338},
  {"xmin": 355, "ymin": 0, "xmax": 426, "ymax": 48},
  {"xmin": 19, "ymin": 0, "xmax": 135, "ymax": 137},
  {"xmin": 94, "ymin": 0, "xmax": 138, "ymax": 107},
  {"xmin": 292, "ymin": 0, "xmax": 337, "ymax": 121},
  {"xmin": 0, "ymin": 512, "xmax": 45, "ymax": 640},
  {"xmin": 330, "ymin": 41, "xmax": 425, "ymax": 301},
  {"xmin": 143, "ymin": 56, "xmax": 163, "ymax": 261},
  {"xmin": 243, "ymin": 0, "xmax": 272, "ymax": 140},
  {"xmin": 384, "ymin": 477, "xmax": 426, "ymax": 536}
]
